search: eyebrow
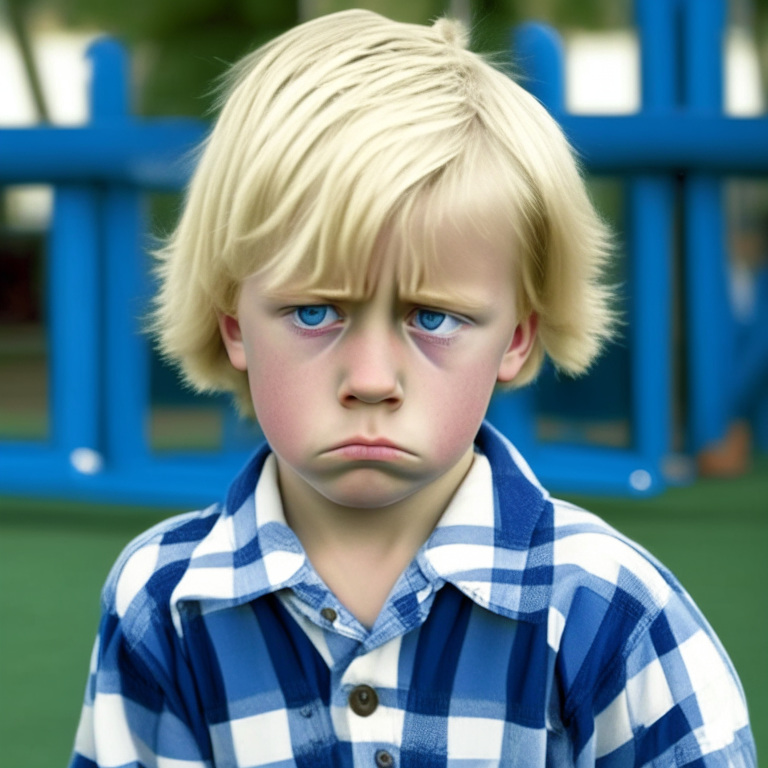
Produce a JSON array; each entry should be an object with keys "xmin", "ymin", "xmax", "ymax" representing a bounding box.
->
[
  {"xmin": 399, "ymin": 290, "xmax": 492, "ymax": 314},
  {"xmin": 263, "ymin": 288, "xmax": 492, "ymax": 314}
]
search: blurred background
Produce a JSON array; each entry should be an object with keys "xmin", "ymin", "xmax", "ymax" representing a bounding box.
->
[{"xmin": 0, "ymin": 0, "xmax": 766, "ymax": 764}]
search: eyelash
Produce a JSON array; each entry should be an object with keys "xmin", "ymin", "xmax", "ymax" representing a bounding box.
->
[{"xmin": 287, "ymin": 304, "xmax": 468, "ymax": 341}]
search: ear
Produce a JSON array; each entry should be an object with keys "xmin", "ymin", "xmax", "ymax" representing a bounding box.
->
[
  {"xmin": 497, "ymin": 312, "xmax": 538, "ymax": 383},
  {"xmin": 217, "ymin": 312, "xmax": 248, "ymax": 372}
]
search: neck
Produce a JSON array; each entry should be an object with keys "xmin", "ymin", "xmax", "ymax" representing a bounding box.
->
[{"xmin": 275, "ymin": 446, "xmax": 475, "ymax": 627}]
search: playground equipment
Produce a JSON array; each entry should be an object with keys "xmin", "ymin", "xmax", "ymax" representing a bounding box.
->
[{"xmin": 1, "ymin": 0, "xmax": 766, "ymax": 504}]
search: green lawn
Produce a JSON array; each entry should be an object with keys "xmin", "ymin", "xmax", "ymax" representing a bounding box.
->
[{"xmin": 1, "ymin": 460, "xmax": 765, "ymax": 767}]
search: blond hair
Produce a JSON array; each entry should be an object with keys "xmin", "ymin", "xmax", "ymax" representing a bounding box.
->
[{"xmin": 151, "ymin": 9, "xmax": 616, "ymax": 416}]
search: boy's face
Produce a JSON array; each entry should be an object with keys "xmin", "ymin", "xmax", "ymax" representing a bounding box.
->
[{"xmin": 219, "ymin": 219, "xmax": 536, "ymax": 511}]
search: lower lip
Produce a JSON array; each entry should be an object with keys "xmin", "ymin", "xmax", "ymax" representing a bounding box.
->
[{"xmin": 328, "ymin": 444, "xmax": 410, "ymax": 460}]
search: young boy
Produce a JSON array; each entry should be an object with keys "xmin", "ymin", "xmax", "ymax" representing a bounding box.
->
[{"xmin": 70, "ymin": 10, "xmax": 755, "ymax": 768}]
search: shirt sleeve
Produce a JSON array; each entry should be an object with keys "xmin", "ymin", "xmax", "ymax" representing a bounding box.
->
[
  {"xmin": 69, "ymin": 608, "xmax": 211, "ymax": 768},
  {"xmin": 580, "ymin": 588, "xmax": 756, "ymax": 767}
]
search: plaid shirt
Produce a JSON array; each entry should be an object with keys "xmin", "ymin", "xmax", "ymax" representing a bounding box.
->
[{"xmin": 70, "ymin": 421, "xmax": 755, "ymax": 768}]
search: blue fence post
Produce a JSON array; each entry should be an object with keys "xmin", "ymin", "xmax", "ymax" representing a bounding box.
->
[
  {"xmin": 103, "ymin": 186, "xmax": 149, "ymax": 468},
  {"xmin": 626, "ymin": 176, "xmax": 674, "ymax": 467},
  {"xmin": 48, "ymin": 187, "xmax": 102, "ymax": 474},
  {"xmin": 510, "ymin": 22, "xmax": 565, "ymax": 112},
  {"xmin": 628, "ymin": 0, "xmax": 678, "ymax": 474},
  {"xmin": 636, "ymin": 0, "xmax": 681, "ymax": 108},
  {"xmin": 87, "ymin": 38, "xmax": 150, "ymax": 471},
  {"xmin": 681, "ymin": 0, "xmax": 731, "ymax": 451}
]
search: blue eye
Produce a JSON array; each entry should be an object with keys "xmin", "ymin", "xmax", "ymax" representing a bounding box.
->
[
  {"xmin": 413, "ymin": 309, "xmax": 463, "ymax": 335},
  {"xmin": 292, "ymin": 305, "xmax": 340, "ymax": 329}
]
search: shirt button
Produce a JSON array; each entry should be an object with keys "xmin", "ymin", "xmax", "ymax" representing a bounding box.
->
[
  {"xmin": 375, "ymin": 749, "xmax": 394, "ymax": 767},
  {"xmin": 348, "ymin": 684, "xmax": 378, "ymax": 717},
  {"xmin": 320, "ymin": 607, "xmax": 337, "ymax": 622}
]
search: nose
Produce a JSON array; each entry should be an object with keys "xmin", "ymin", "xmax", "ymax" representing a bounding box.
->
[{"xmin": 337, "ymin": 325, "xmax": 404, "ymax": 408}]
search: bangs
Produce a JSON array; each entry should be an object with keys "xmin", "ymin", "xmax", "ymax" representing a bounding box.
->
[{"xmin": 225, "ymin": 124, "xmax": 538, "ymax": 313}]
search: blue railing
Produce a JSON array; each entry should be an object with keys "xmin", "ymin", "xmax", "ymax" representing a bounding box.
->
[
  {"xmin": 491, "ymin": 0, "xmax": 768, "ymax": 494},
  {"xmin": 1, "ymin": 0, "xmax": 766, "ymax": 505}
]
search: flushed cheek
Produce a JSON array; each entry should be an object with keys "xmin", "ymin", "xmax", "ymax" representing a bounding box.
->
[
  {"xmin": 246, "ymin": 351, "xmax": 321, "ymax": 463},
  {"xmin": 418, "ymin": 366, "xmax": 495, "ymax": 466}
]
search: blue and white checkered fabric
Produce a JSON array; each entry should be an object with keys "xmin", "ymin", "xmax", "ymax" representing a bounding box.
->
[{"xmin": 70, "ymin": 420, "xmax": 755, "ymax": 768}]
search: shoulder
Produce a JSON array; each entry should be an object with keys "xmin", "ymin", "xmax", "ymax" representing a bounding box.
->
[
  {"xmin": 545, "ymin": 499, "xmax": 724, "ymax": 706},
  {"xmin": 100, "ymin": 504, "xmax": 223, "ymax": 643},
  {"xmin": 545, "ymin": 499, "xmax": 680, "ymax": 685},
  {"xmin": 549, "ymin": 498, "xmax": 676, "ymax": 617},
  {"xmin": 545, "ymin": 500, "xmax": 754, "ymax": 760}
]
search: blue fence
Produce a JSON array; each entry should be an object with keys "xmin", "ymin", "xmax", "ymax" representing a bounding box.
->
[{"xmin": 1, "ymin": 0, "xmax": 767, "ymax": 505}]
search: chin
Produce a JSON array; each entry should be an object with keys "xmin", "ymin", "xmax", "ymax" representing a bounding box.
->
[{"xmin": 320, "ymin": 473, "xmax": 421, "ymax": 509}]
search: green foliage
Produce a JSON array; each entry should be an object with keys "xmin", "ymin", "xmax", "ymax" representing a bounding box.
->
[
  {"xmin": 138, "ymin": 25, "xmax": 279, "ymax": 117},
  {"xmin": 549, "ymin": 0, "xmax": 631, "ymax": 29},
  {"xmin": 309, "ymin": 0, "xmax": 445, "ymax": 24},
  {"xmin": 30, "ymin": 0, "xmax": 633, "ymax": 116},
  {"xmin": 470, "ymin": 0, "xmax": 519, "ymax": 59},
  {"xmin": 48, "ymin": 0, "xmax": 299, "ymax": 116},
  {"xmin": 53, "ymin": 0, "xmax": 296, "ymax": 41}
]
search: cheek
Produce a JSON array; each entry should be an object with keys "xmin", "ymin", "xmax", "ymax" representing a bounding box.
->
[
  {"xmin": 418, "ymin": 354, "xmax": 498, "ymax": 465},
  {"xmin": 245, "ymin": 345, "xmax": 315, "ymax": 462}
]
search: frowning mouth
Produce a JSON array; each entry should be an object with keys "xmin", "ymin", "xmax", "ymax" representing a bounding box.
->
[
  {"xmin": 325, "ymin": 437, "xmax": 413, "ymax": 460},
  {"xmin": 327, "ymin": 444, "xmax": 410, "ymax": 460}
]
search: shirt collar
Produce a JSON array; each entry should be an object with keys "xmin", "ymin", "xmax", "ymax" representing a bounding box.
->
[{"xmin": 170, "ymin": 419, "xmax": 553, "ymax": 633}]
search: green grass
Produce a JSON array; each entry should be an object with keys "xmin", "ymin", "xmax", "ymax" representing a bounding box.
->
[
  {"xmin": 0, "ymin": 504, "xmax": 175, "ymax": 768},
  {"xmin": 0, "ymin": 460, "xmax": 766, "ymax": 767}
]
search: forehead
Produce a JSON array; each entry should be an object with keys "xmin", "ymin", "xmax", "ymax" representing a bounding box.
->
[
  {"xmin": 389, "ymin": 208, "xmax": 516, "ymax": 299},
  {"xmin": 257, "ymin": 208, "xmax": 518, "ymax": 314}
]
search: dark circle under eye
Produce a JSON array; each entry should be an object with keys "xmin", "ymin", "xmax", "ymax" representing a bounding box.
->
[
  {"xmin": 417, "ymin": 309, "xmax": 446, "ymax": 331},
  {"xmin": 297, "ymin": 306, "xmax": 328, "ymax": 326}
]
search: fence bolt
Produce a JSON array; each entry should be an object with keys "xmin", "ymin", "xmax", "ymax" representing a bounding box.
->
[{"xmin": 70, "ymin": 447, "xmax": 104, "ymax": 475}]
